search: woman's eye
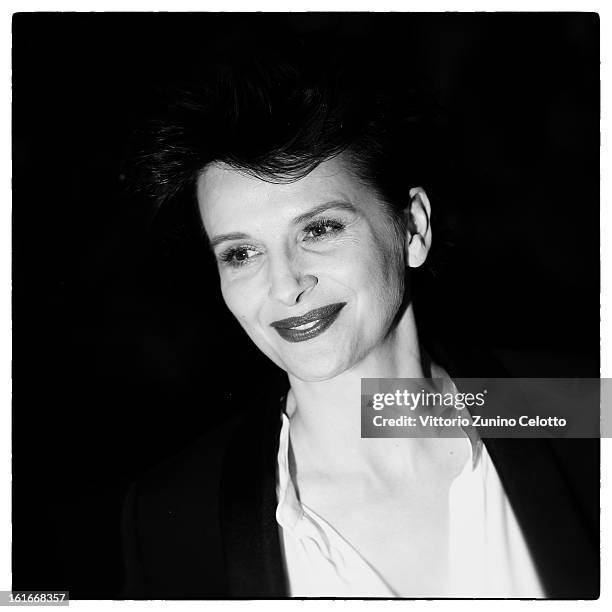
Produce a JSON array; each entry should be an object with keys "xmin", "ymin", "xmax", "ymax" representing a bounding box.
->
[
  {"xmin": 304, "ymin": 219, "xmax": 345, "ymax": 241},
  {"xmin": 219, "ymin": 246, "xmax": 260, "ymax": 267}
]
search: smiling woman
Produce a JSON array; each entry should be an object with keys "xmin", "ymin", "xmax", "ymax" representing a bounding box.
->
[
  {"xmin": 120, "ymin": 27, "xmax": 599, "ymax": 600},
  {"xmin": 196, "ymin": 156, "xmax": 419, "ymax": 382}
]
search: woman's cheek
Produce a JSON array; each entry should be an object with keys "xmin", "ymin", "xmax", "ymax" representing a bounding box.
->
[
  {"xmin": 221, "ymin": 270, "xmax": 263, "ymax": 321},
  {"xmin": 316, "ymin": 236, "xmax": 362, "ymax": 265},
  {"xmin": 220, "ymin": 274, "xmax": 246, "ymax": 319}
]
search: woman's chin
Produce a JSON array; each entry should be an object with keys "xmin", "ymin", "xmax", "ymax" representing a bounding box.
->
[
  {"xmin": 283, "ymin": 353, "xmax": 350, "ymax": 382},
  {"xmin": 260, "ymin": 333, "xmax": 359, "ymax": 381}
]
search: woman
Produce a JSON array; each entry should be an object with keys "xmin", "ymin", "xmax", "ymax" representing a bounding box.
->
[{"xmin": 121, "ymin": 40, "xmax": 598, "ymax": 599}]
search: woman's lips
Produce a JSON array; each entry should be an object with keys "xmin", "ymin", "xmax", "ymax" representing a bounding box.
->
[{"xmin": 270, "ymin": 302, "xmax": 347, "ymax": 343}]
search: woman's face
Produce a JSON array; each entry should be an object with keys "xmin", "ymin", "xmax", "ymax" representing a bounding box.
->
[{"xmin": 196, "ymin": 155, "xmax": 408, "ymax": 382}]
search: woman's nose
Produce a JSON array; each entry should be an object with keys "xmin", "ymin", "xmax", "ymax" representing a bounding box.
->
[{"xmin": 267, "ymin": 254, "xmax": 318, "ymax": 306}]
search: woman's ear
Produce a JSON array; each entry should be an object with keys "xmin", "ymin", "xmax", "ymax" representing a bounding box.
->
[{"xmin": 404, "ymin": 187, "xmax": 432, "ymax": 268}]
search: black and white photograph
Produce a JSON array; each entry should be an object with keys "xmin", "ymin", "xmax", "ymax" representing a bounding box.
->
[{"xmin": 11, "ymin": 11, "xmax": 601, "ymax": 601}]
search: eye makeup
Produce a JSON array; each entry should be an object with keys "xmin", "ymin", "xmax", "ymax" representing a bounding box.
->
[
  {"xmin": 303, "ymin": 218, "xmax": 346, "ymax": 241},
  {"xmin": 218, "ymin": 244, "xmax": 261, "ymax": 268},
  {"xmin": 216, "ymin": 214, "xmax": 349, "ymax": 268}
]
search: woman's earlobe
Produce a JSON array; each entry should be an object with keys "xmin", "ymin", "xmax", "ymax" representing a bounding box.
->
[{"xmin": 407, "ymin": 233, "xmax": 429, "ymax": 268}]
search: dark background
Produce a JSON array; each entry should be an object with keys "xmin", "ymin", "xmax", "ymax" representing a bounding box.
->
[{"xmin": 13, "ymin": 13, "xmax": 599, "ymax": 598}]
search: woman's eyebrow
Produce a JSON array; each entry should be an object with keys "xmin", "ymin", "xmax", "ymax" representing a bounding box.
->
[
  {"xmin": 210, "ymin": 232, "xmax": 250, "ymax": 250},
  {"xmin": 292, "ymin": 201, "xmax": 358, "ymax": 226},
  {"xmin": 209, "ymin": 201, "xmax": 357, "ymax": 249}
]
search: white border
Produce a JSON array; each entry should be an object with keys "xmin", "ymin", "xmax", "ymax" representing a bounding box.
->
[
  {"xmin": 3, "ymin": 4, "xmax": 609, "ymax": 611},
  {"xmin": 0, "ymin": 1, "xmax": 608, "ymax": 10}
]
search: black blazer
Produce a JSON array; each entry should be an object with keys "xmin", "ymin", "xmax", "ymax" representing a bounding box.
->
[{"xmin": 120, "ymin": 346, "xmax": 600, "ymax": 599}]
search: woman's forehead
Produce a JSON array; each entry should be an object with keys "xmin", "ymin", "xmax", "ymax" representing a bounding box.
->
[{"xmin": 196, "ymin": 156, "xmax": 372, "ymax": 231}]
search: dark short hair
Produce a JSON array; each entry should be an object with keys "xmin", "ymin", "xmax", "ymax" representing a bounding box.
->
[{"xmin": 132, "ymin": 36, "xmax": 442, "ymax": 229}]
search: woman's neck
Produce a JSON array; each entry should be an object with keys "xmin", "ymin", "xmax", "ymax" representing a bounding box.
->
[{"xmin": 285, "ymin": 307, "xmax": 437, "ymax": 482}]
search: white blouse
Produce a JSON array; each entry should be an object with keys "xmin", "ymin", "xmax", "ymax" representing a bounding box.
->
[{"xmin": 275, "ymin": 376, "xmax": 545, "ymax": 598}]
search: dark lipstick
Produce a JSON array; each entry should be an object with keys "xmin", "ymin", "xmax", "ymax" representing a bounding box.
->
[{"xmin": 270, "ymin": 302, "xmax": 347, "ymax": 343}]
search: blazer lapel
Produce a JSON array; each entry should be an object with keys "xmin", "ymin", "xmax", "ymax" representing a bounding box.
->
[
  {"xmin": 219, "ymin": 394, "xmax": 288, "ymax": 597},
  {"xmin": 432, "ymin": 341, "xmax": 599, "ymax": 598},
  {"xmin": 483, "ymin": 436, "xmax": 599, "ymax": 598}
]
